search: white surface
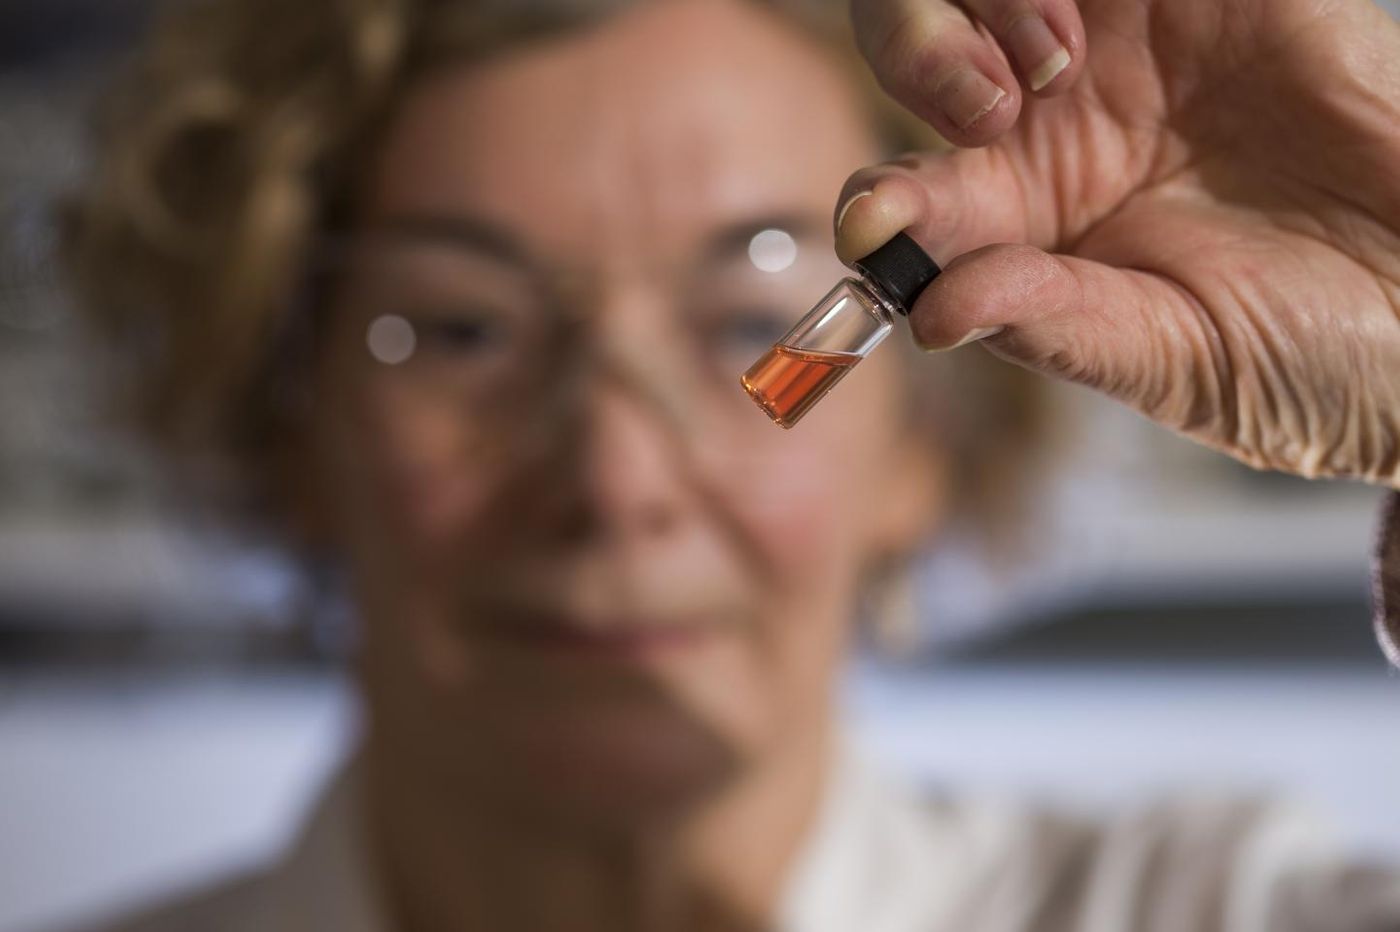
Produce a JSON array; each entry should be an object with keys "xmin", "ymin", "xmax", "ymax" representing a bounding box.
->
[
  {"xmin": 0, "ymin": 673, "xmax": 354, "ymax": 932},
  {"xmin": 2, "ymin": 663, "xmax": 1399, "ymax": 932},
  {"xmin": 849, "ymin": 662, "xmax": 1400, "ymax": 859}
]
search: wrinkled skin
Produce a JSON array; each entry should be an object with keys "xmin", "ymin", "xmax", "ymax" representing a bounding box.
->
[{"xmin": 839, "ymin": 0, "xmax": 1400, "ymax": 486}]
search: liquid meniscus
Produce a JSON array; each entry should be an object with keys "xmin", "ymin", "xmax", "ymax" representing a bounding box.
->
[{"xmin": 740, "ymin": 344, "xmax": 861, "ymax": 428}]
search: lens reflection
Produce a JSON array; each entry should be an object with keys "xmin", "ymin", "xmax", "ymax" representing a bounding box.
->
[
  {"xmin": 367, "ymin": 314, "xmax": 416, "ymax": 365},
  {"xmin": 747, "ymin": 228, "xmax": 797, "ymax": 273}
]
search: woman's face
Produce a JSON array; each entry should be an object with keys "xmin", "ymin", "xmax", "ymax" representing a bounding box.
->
[{"xmin": 315, "ymin": 0, "xmax": 940, "ymax": 822}]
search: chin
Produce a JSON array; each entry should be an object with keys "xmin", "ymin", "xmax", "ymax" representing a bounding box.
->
[
  {"xmin": 369, "ymin": 612, "xmax": 761, "ymax": 828},
  {"xmin": 473, "ymin": 694, "xmax": 743, "ymax": 828}
]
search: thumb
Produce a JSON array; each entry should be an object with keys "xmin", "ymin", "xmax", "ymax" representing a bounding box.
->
[
  {"xmin": 909, "ymin": 243, "xmax": 1214, "ymax": 428},
  {"xmin": 834, "ymin": 148, "xmax": 1058, "ymax": 267}
]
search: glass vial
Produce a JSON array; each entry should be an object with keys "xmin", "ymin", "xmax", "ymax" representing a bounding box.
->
[{"xmin": 741, "ymin": 233, "xmax": 941, "ymax": 428}]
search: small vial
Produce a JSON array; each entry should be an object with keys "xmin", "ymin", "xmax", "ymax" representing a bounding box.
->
[{"xmin": 741, "ymin": 233, "xmax": 941, "ymax": 428}]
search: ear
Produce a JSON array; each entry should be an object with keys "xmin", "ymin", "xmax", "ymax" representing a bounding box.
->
[{"xmin": 867, "ymin": 430, "xmax": 948, "ymax": 563}]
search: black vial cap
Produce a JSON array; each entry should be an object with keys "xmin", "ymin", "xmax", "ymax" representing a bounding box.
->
[{"xmin": 852, "ymin": 232, "xmax": 940, "ymax": 315}]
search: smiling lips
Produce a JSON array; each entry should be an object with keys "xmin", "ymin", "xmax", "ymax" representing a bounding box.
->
[{"xmin": 479, "ymin": 612, "xmax": 717, "ymax": 660}]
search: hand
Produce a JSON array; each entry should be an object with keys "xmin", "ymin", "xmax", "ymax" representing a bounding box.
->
[{"xmin": 838, "ymin": 0, "xmax": 1400, "ymax": 487}]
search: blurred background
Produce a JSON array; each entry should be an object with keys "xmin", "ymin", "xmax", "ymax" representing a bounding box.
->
[{"xmin": 3, "ymin": 2, "xmax": 1400, "ymax": 931}]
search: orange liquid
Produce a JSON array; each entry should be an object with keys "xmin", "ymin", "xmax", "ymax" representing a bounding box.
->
[{"xmin": 740, "ymin": 344, "xmax": 860, "ymax": 428}]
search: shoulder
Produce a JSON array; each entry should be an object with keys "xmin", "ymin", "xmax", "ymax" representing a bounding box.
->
[
  {"xmin": 921, "ymin": 792, "xmax": 1382, "ymax": 932},
  {"xmin": 1081, "ymin": 796, "xmax": 1400, "ymax": 932},
  {"xmin": 65, "ymin": 868, "xmax": 275, "ymax": 932},
  {"xmin": 70, "ymin": 762, "xmax": 385, "ymax": 932}
]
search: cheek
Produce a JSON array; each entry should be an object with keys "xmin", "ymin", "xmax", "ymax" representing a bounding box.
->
[
  {"xmin": 335, "ymin": 383, "xmax": 498, "ymax": 563},
  {"xmin": 711, "ymin": 358, "xmax": 910, "ymax": 697},
  {"xmin": 701, "ymin": 408, "xmax": 897, "ymax": 731},
  {"xmin": 319, "ymin": 381, "xmax": 504, "ymax": 680},
  {"xmin": 740, "ymin": 462, "xmax": 856, "ymax": 592},
  {"xmin": 719, "ymin": 362, "xmax": 902, "ymax": 593}
]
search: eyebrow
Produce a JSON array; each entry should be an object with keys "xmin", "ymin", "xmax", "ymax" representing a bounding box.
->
[
  {"xmin": 702, "ymin": 213, "xmax": 831, "ymax": 263},
  {"xmin": 359, "ymin": 211, "xmax": 542, "ymax": 273},
  {"xmin": 351, "ymin": 209, "xmax": 832, "ymax": 270}
]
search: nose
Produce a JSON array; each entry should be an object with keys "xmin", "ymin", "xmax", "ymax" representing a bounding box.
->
[
  {"xmin": 501, "ymin": 339, "xmax": 697, "ymax": 550},
  {"xmin": 575, "ymin": 367, "xmax": 691, "ymax": 544}
]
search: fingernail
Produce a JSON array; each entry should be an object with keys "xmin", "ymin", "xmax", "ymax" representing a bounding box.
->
[
  {"xmin": 951, "ymin": 325, "xmax": 1005, "ymax": 349},
  {"xmin": 835, "ymin": 190, "xmax": 874, "ymax": 233},
  {"xmin": 1007, "ymin": 16, "xmax": 1070, "ymax": 91},
  {"xmin": 936, "ymin": 69, "xmax": 1007, "ymax": 130}
]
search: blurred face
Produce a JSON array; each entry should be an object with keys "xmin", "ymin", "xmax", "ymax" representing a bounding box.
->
[{"xmin": 313, "ymin": 0, "xmax": 939, "ymax": 823}]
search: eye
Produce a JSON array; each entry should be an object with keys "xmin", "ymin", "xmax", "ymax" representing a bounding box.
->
[
  {"xmin": 710, "ymin": 309, "xmax": 791, "ymax": 351},
  {"xmin": 410, "ymin": 310, "xmax": 510, "ymax": 355}
]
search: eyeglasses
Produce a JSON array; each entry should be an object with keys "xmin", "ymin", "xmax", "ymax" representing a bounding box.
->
[{"xmin": 316, "ymin": 223, "xmax": 851, "ymax": 453}]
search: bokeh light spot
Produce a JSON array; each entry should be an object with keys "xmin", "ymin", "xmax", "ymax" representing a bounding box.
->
[
  {"xmin": 367, "ymin": 314, "xmax": 416, "ymax": 365},
  {"xmin": 747, "ymin": 228, "xmax": 797, "ymax": 273}
]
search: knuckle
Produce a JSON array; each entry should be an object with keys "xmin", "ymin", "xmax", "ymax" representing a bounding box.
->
[
  {"xmin": 989, "ymin": 1, "xmax": 1040, "ymax": 35},
  {"xmin": 867, "ymin": 8, "xmax": 946, "ymax": 94}
]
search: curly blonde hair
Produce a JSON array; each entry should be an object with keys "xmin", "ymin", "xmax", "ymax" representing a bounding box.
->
[{"xmin": 66, "ymin": 0, "xmax": 1047, "ymax": 537}]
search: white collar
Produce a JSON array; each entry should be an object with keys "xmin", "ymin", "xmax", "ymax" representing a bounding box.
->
[{"xmin": 778, "ymin": 745, "xmax": 970, "ymax": 932}]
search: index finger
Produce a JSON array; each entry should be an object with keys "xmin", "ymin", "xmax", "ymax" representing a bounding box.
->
[{"xmin": 850, "ymin": 0, "xmax": 1086, "ymax": 147}]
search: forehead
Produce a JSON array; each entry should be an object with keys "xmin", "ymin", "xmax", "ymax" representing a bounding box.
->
[{"xmin": 360, "ymin": 0, "xmax": 880, "ymax": 260}]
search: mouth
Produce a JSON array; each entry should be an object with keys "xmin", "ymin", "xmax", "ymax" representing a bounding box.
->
[{"xmin": 478, "ymin": 612, "xmax": 716, "ymax": 662}]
